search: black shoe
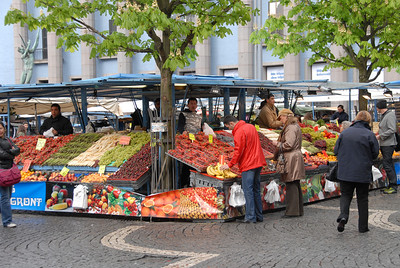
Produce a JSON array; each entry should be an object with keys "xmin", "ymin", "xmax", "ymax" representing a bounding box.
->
[
  {"xmin": 337, "ymin": 218, "xmax": 346, "ymax": 232},
  {"xmin": 256, "ymin": 218, "xmax": 263, "ymax": 222},
  {"xmin": 359, "ymin": 228, "xmax": 370, "ymax": 233},
  {"xmin": 237, "ymin": 219, "xmax": 256, "ymax": 223}
]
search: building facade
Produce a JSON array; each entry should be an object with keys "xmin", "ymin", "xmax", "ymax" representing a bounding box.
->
[{"xmin": 1, "ymin": 0, "xmax": 399, "ymax": 108}]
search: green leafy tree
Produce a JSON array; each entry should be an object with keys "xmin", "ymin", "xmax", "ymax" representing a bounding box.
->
[
  {"xmin": 6, "ymin": 0, "xmax": 252, "ymax": 189},
  {"xmin": 251, "ymin": 0, "xmax": 400, "ymax": 110}
]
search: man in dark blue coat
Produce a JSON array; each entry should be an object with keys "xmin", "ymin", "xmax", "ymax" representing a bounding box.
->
[
  {"xmin": 331, "ymin": 105, "xmax": 349, "ymax": 123},
  {"xmin": 333, "ymin": 111, "xmax": 379, "ymax": 233}
]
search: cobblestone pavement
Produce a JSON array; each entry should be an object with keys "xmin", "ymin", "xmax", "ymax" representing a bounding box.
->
[{"xmin": 2, "ymin": 189, "xmax": 400, "ymax": 268}]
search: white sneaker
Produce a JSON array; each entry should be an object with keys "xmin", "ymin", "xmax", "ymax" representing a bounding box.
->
[{"xmin": 4, "ymin": 223, "xmax": 16, "ymax": 228}]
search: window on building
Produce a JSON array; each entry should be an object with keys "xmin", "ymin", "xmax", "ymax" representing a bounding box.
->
[
  {"xmin": 223, "ymin": 69, "xmax": 238, "ymax": 77},
  {"xmin": 70, "ymin": 77, "xmax": 82, "ymax": 81},
  {"xmin": 266, "ymin": 66, "xmax": 284, "ymax": 81},
  {"xmin": 180, "ymin": 71, "xmax": 195, "ymax": 76},
  {"xmin": 109, "ymin": 19, "xmax": 117, "ymax": 34},
  {"xmin": 34, "ymin": 28, "xmax": 48, "ymax": 60},
  {"xmin": 312, "ymin": 63, "xmax": 331, "ymax": 81},
  {"xmin": 37, "ymin": 79, "xmax": 48, "ymax": 84}
]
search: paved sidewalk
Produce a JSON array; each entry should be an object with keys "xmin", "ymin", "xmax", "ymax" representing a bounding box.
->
[{"xmin": 2, "ymin": 189, "xmax": 400, "ymax": 268}]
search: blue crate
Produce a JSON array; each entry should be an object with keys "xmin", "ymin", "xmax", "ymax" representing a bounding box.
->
[{"xmin": 394, "ymin": 162, "xmax": 400, "ymax": 184}]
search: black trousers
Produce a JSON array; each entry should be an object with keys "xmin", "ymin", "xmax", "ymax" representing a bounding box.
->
[
  {"xmin": 337, "ymin": 180, "xmax": 369, "ymax": 232},
  {"xmin": 180, "ymin": 163, "xmax": 191, "ymax": 188},
  {"xmin": 381, "ymin": 146, "xmax": 397, "ymax": 189}
]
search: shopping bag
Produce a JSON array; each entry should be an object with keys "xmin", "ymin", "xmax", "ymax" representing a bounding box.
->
[
  {"xmin": 202, "ymin": 123, "xmax": 216, "ymax": 138},
  {"xmin": 372, "ymin": 166, "xmax": 383, "ymax": 181},
  {"xmin": 264, "ymin": 180, "xmax": 281, "ymax": 203},
  {"xmin": 324, "ymin": 179, "xmax": 336, "ymax": 192},
  {"xmin": 228, "ymin": 182, "xmax": 246, "ymax": 207},
  {"xmin": 0, "ymin": 164, "xmax": 21, "ymax": 187},
  {"xmin": 72, "ymin": 184, "xmax": 88, "ymax": 209}
]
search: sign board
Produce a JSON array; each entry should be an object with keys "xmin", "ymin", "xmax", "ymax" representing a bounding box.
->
[
  {"xmin": 151, "ymin": 122, "xmax": 168, "ymax": 132},
  {"xmin": 36, "ymin": 138, "xmax": 46, "ymax": 150},
  {"xmin": 312, "ymin": 63, "xmax": 331, "ymax": 81},
  {"xmin": 119, "ymin": 136, "xmax": 131, "ymax": 145},
  {"xmin": 11, "ymin": 182, "xmax": 46, "ymax": 211},
  {"xmin": 266, "ymin": 66, "xmax": 284, "ymax": 81}
]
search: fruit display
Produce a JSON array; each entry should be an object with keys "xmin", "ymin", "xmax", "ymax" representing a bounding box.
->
[
  {"xmin": 99, "ymin": 132, "xmax": 150, "ymax": 167},
  {"xmin": 80, "ymin": 173, "xmax": 109, "ymax": 183},
  {"xmin": 87, "ymin": 184, "xmax": 109, "ymax": 214},
  {"xmin": 258, "ymin": 132, "xmax": 277, "ymax": 154},
  {"xmin": 68, "ymin": 133, "xmax": 122, "ymax": 167},
  {"xmin": 206, "ymin": 164, "xmax": 238, "ymax": 179},
  {"xmin": 141, "ymin": 190, "xmax": 180, "ymax": 218},
  {"xmin": 13, "ymin": 134, "xmax": 76, "ymax": 165},
  {"xmin": 258, "ymin": 128, "xmax": 280, "ymax": 141},
  {"xmin": 178, "ymin": 187, "xmax": 222, "ymax": 220},
  {"xmin": 106, "ymin": 185, "xmax": 140, "ymax": 216},
  {"xmin": 46, "ymin": 184, "xmax": 72, "ymax": 210},
  {"xmin": 168, "ymin": 133, "xmax": 239, "ymax": 173},
  {"xmin": 20, "ymin": 170, "xmax": 47, "ymax": 182},
  {"xmin": 108, "ymin": 143, "xmax": 151, "ymax": 181},
  {"xmin": 43, "ymin": 133, "xmax": 104, "ymax": 166},
  {"xmin": 48, "ymin": 172, "xmax": 79, "ymax": 182}
]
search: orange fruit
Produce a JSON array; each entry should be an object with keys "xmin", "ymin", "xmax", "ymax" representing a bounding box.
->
[
  {"xmin": 156, "ymin": 208, "xmax": 166, "ymax": 218},
  {"xmin": 154, "ymin": 197, "xmax": 165, "ymax": 207},
  {"xmin": 164, "ymin": 196, "xmax": 174, "ymax": 205},
  {"xmin": 141, "ymin": 207, "xmax": 150, "ymax": 217},
  {"xmin": 162, "ymin": 204, "xmax": 174, "ymax": 214},
  {"xmin": 143, "ymin": 198, "xmax": 155, "ymax": 208}
]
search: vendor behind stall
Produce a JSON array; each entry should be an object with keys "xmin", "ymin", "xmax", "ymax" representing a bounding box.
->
[
  {"xmin": 177, "ymin": 97, "xmax": 203, "ymax": 188},
  {"xmin": 255, "ymin": 93, "xmax": 283, "ymax": 129},
  {"xmin": 39, "ymin": 104, "xmax": 73, "ymax": 136}
]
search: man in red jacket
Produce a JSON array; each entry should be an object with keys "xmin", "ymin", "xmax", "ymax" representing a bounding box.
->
[{"xmin": 220, "ymin": 115, "xmax": 266, "ymax": 223}]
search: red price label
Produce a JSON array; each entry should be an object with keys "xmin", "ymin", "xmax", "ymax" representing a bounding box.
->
[
  {"xmin": 322, "ymin": 150, "xmax": 328, "ymax": 158},
  {"xmin": 119, "ymin": 136, "xmax": 131, "ymax": 145},
  {"xmin": 304, "ymin": 152, "xmax": 311, "ymax": 160},
  {"xmin": 22, "ymin": 159, "xmax": 32, "ymax": 172},
  {"xmin": 219, "ymin": 155, "xmax": 225, "ymax": 165}
]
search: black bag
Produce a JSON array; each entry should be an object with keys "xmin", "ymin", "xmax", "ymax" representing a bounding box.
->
[
  {"xmin": 326, "ymin": 162, "xmax": 339, "ymax": 182},
  {"xmin": 395, "ymin": 132, "xmax": 400, "ymax": 152}
]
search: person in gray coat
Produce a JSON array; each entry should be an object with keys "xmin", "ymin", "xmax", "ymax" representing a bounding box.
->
[
  {"xmin": 334, "ymin": 111, "xmax": 379, "ymax": 233},
  {"xmin": 376, "ymin": 100, "xmax": 398, "ymax": 194}
]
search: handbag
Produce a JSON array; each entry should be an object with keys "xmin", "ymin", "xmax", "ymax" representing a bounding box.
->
[
  {"xmin": 0, "ymin": 164, "xmax": 22, "ymax": 187},
  {"xmin": 275, "ymin": 144, "xmax": 287, "ymax": 174},
  {"xmin": 395, "ymin": 132, "xmax": 400, "ymax": 152},
  {"xmin": 325, "ymin": 162, "xmax": 338, "ymax": 182}
]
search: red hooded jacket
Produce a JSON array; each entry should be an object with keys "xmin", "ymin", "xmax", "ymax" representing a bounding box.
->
[{"xmin": 228, "ymin": 120, "xmax": 266, "ymax": 172}]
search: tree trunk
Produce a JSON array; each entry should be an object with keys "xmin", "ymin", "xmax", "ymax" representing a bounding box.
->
[
  {"xmin": 156, "ymin": 67, "xmax": 174, "ymax": 192},
  {"xmin": 358, "ymin": 70, "xmax": 370, "ymax": 112}
]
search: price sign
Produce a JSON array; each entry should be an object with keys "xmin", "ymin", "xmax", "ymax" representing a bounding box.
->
[
  {"xmin": 255, "ymin": 124, "xmax": 260, "ymax": 131},
  {"xmin": 209, "ymin": 134, "xmax": 213, "ymax": 144},
  {"xmin": 119, "ymin": 136, "xmax": 131, "ymax": 145},
  {"xmin": 189, "ymin": 133, "xmax": 195, "ymax": 142},
  {"xmin": 219, "ymin": 155, "xmax": 225, "ymax": 165},
  {"xmin": 60, "ymin": 167, "xmax": 69, "ymax": 177},
  {"xmin": 22, "ymin": 159, "xmax": 32, "ymax": 172},
  {"xmin": 36, "ymin": 138, "xmax": 46, "ymax": 150},
  {"xmin": 322, "ymin": 150, "xmax": 328, "ymax": 158},
  {"xmin": 304, "ymin": 152, "xmax": 311, "ymax": 160},
  {"xmin": 98, "ymin": 165, "xmax": 106, "ymax": 174}
]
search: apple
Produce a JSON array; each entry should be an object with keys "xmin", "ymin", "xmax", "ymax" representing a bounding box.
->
[
  {"xmin": 52, "ymin": 185, "xmax": 61, "ymax": 192},
  {"xmin": 66, "ymin": 198, "xmax": 72, "ymax": 207},
  {"xmin": 59, "ymin": 189, "xmax": 68, "ymax": 198},
  {"xmin": 51, "ymin": 191, "xmax": 58, "ymax": 198}
]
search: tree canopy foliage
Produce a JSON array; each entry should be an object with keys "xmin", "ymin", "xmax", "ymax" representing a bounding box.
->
[{"xmin": 251, "ymin": 0, "xmax": 400, "ymax": 84}]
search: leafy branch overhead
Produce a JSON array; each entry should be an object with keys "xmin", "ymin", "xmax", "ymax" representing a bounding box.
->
[
  {"xmin": 250, "ymin": 0, "xmax": 400, "ymax": 83},
  {"xmin": 6, "ymin": 0, "xmax": 253, "ymax": 71}
]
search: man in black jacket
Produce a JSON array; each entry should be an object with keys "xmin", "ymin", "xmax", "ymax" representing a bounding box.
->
[{"xmin": 39, "ymin": 104, "xmax": 73, "ymax": 136}]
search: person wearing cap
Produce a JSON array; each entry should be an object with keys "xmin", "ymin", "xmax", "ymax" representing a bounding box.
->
[
  {"xmin": 220, "ymin": 115, "xmax": 266, "ymax": 223},
  {"xmin": 330, "ymin": 105, "xmax": 349, "ymax": 123},
  {"xmin": 255, "ymin": 93, "xmax": 283, "ymax": 129},
  {"xmin": 274, "ymin": 108, "xmax": 305, "ymax": 218},
  {"xmin": 334, "ymin": 111, "xmax": 379, "ymax": 233},
  {"xmin": 376, "ymin": 99, "xmax": 398, "ymax": 194}
]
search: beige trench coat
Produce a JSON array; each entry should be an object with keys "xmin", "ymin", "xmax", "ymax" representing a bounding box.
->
[
  {"xmin": 256, "ymin": 104, "xmax": 283, "ymax": 129},
  {"xmin": 278, "ymin": 123, "xmax": 305, "ymax": 182}
]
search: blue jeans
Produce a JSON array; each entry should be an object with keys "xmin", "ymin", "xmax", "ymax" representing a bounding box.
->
[
  {"xmin": 241, "ymin": 167, "xmax": 263, "ymax": 222},
  {"xmin": 0, "ymin": 185, "xmax": 13, "ymax": 226}
]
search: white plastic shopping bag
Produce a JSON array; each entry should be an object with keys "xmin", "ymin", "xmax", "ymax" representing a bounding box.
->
[
  {"xmin": 264, "ymin": 180, "xmax": 281, "ymax": 203},
  {"xmin": 43, "ymin": 127, "xmax": 55, "ymax": 138},
  {"xmin": 372, "ymin": 166, "xmax": 383, "ymax": 181},
  {"xmin": 202, "ymin": 123, "xmax": 217, "ymax": 138},
  {"xmin": 324, "ymin": 179, "xmax": 336, "ymax": 192},
  {"xmin": 228, "ymin": 182, "xmax": 246, "ymax": 207},
  {"xmin": 72, "ymin": 184, "xmax": 88, "ymax": 209}
]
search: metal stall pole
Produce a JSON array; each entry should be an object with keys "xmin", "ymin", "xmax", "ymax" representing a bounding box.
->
[
  {"xmin": 238, "ymin": 88, "xmax": 246, "ymax": 121},
  {"xmin": 81, "ymin": 88, "xmax": 88, "ymax": 133},
  {"xmin": 224, "ymin": 88, "xmax": 230, "ymax": 117},
  {"xmin": 208, "ymin": 97, "xmax": 213, "ymax": 123},
  {"xmin": 7, "ymin": 94, "xmax": 10, "ymax": 137},
  {"xmin": 284, "ymin": 90, "xmax": 289, "ymax": 109},
  {"xmin": 348, "ymin": 89, "xmax": 352, "ymax": 122}
]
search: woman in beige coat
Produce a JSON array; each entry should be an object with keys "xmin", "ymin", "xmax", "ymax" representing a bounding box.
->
[{"xmin": 275, "ymin": 109, "xmax": 305, "ymax": 217}]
